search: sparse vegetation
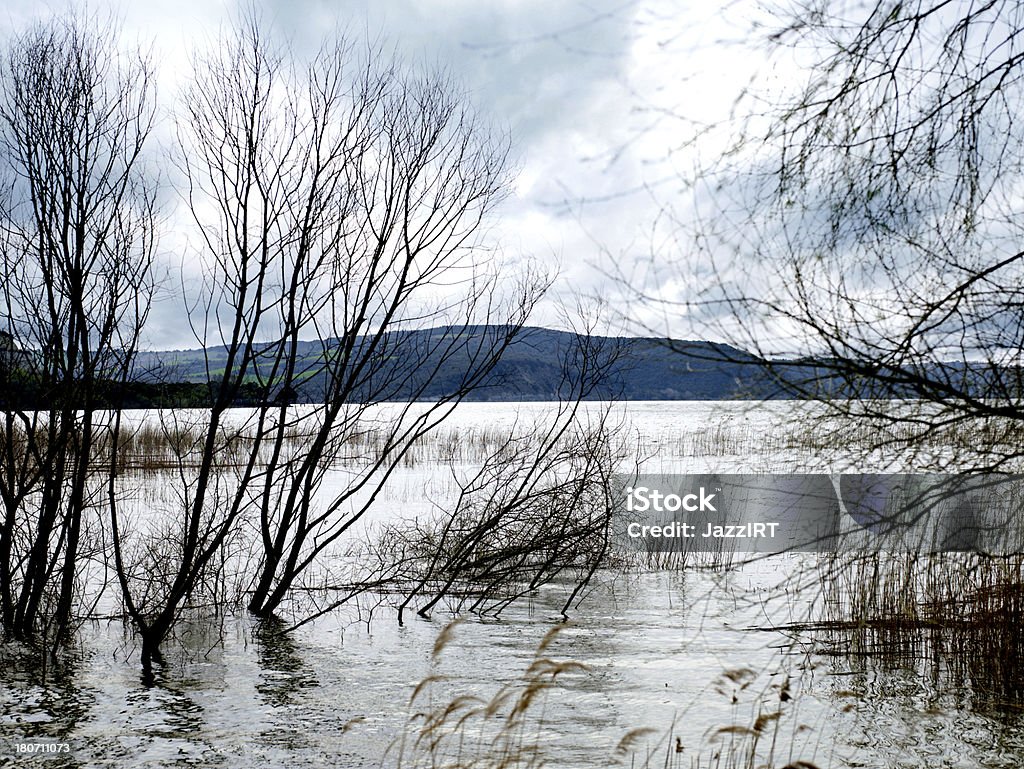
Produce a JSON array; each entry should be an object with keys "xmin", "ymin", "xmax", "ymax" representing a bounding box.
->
[{"xmin": 392, "ymin": 622, "xmax": 822, "ymax": 769}]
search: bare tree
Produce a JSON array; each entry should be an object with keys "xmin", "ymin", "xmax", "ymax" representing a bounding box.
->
[
  {"xmin": 0, "ymin": 15, "xmax": 157, "ymax": 649},
  {"xmin": 623, "ymin": 0, "xmax": 1024, "ymax": 471},
  {"xmin": 109, "ymin": 14, "xmax": 549, "ymax": 664}
]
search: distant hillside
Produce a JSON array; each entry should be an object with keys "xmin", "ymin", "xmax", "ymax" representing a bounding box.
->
[
  {"xmin": 131, "ymin": 327, "xmax": 787, "ymax": 403},
  {"xmin": 6, "ymin": 326, "xmax": 1004, "ymax": 408}
]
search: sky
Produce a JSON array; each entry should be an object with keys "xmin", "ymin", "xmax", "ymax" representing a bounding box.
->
[{"xmin": 0, "ymin": 0, "xmax": 783, "ymax": 350}]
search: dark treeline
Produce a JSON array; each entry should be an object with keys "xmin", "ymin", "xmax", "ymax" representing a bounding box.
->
[{"xmin": 7, "ymin": 325, "xmax": 1018, "ymax": 410}]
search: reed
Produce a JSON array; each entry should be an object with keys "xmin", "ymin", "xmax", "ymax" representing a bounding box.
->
[
  {"xmin": 390, "ymin": 622, "xmax": 823, "ymax": 769},
  {"xmin": 798, "ymin": 549, "xmax": 1024, "ymax": 713},
  {"xmin": 388, "ymin": 623, "xmax": 585, "ymax": 768}
]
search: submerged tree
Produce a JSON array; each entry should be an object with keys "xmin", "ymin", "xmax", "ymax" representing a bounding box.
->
[
  {"xmin": 383, "ymin": 326, "xmax": 627, "ymax": 623},
  {"xmin": 109, "ymin": 15, "xmax": 550, "ymax": 664},
  {"xmin": 0, "ymin": 16, "xmax": 156, "ymax": 649}
]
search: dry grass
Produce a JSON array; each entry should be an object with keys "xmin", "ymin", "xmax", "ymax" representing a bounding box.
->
[
  {"xmin": 388, "ymin": 622, "xmax": 587, "ymax": 769},
  {"xmin": 389, "ymin": 622, "xmax": 823, "ymax": 769}
]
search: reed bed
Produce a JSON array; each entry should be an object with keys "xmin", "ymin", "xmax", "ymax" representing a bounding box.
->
[
  {"xmin": 817, "ymin": 551, "xmax": 1024, "ymax": 629},
  {"xmin": 103, "ymin": 415, "xmax": 534, "ymax": 474},
  {"xmin": 638, "ymin": 403, "xmax": 1024, "ymax": 475}
]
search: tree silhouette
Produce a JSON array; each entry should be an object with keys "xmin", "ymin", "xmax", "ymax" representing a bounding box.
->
[
  {"xmin": 636, "ymin": 0, "xmax": 1024, "ymax": 470},
  {"xmin": 0, "ymin": 15, "xmax": 156, "ymax": 649}
]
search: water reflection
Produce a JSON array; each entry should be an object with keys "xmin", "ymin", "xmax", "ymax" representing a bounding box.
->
[
  {"xmin": 0, "ymin": 640, "xmax": 92, "ymax": 767},
  {"xmin": 824, "ymin": 622, "xmax": 1024, "ymax": 714},
  {"xmin": 254, "ymin": 617, "xmax": 319, "ymax": 709},
  {"xmin": 251, "ymin": 615, "xmax": 338, "ymax": 761},
  {"xmin": 821, "ymin": 622, "xmax": 1024, "ymax": 767},
  {"xmin": 121, "ymin": 680, "xmax": 209, "ymax": 763},
  {"xmin": 0, "ymin": 568, "xmax": 1024, "ymax": 768}
]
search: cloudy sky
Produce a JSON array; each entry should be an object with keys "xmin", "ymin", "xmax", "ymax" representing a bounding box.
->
[{"xmin": 0, "ymin": 0, "xmax": 781, "ymax": 349}]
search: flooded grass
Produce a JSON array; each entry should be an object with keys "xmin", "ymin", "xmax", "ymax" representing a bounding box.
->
[
  {"xmin": 103, "ymin": 412, "xmax": 542, "ymax": 474},
  {"xmin": 800, "ymin": 550, "xmax": 1024, "ymax": 720},
  {"xmin": 816, "ymin": 551, "xmax": 1024, "ymax": 630}
]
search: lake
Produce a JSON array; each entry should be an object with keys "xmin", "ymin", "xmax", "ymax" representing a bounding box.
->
[{"xmin": 1, "ymin": 401, "xmax": 1022, "ymax": 768}]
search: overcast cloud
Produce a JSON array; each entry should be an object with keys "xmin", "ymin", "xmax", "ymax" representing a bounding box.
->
[{"xmin": 0, "ymin": 0, "xmax": 773, "ymax": 349}]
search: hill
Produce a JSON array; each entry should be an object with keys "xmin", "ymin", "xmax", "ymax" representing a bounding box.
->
[{"xmin": 131, "ymin": 327, "xmax": 784, "ymax": 403}]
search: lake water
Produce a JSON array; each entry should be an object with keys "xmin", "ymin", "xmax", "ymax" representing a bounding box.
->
[{"xmin": 2, "ymin": 401, "xmax": 1022, "ymax": 768}]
